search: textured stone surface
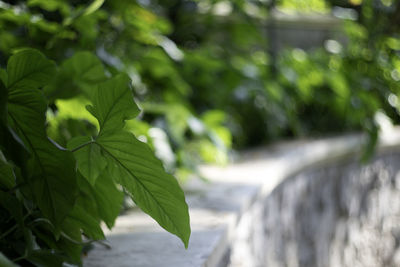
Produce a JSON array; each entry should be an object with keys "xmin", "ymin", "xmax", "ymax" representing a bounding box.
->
[
  {"xmin": 229, "ymin": 151, "xmax": 400, "ymax": 267},
  {"xmin": 84, "ymin": 131, "xmax": 400, "ymax": 267}
]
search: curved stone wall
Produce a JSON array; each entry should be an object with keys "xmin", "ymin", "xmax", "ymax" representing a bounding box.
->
[
  {"xmin": 84, "ymin": 133, "xmax": 400, "ymax": 267},
  {"xmin": 227, "ymin": 150, "xmax": 400, "ymax": 267}
]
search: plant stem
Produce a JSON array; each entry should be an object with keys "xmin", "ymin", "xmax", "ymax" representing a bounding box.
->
[
  {"xmin": 70, "ymin": 140, "xmax": 94, "ymax": 152},
  {"xmin": 0, "ymin": 225, "xmax": 17, "ymax": 239}
]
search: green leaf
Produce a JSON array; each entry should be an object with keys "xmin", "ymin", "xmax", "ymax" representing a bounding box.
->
[
  {"xmin": 0, "ymin": 252, "xmax": 17, "ymax": 267},
  {"xmin": 86, "ymin": 74, "xmax": 140, "ymax": 135},
  {"xmin": 6, "ymin": 49, "xmax": 78, "ymax": 228},
  {"xmin": 0, "ymin": 150, "xmax": 16, "ymax": 189},
  {"xmin": 0, "ymin": 68, "xmax": 7, "ymax": 85},
  {"xmin": 7, "ymin": 49, "xmax": 56, "ymax": 91},
  {"xmin": 64, "ymin": 204, "xmax": 104, "ymax": 241},
  {"xmin": 33, "ymin": 225, "xmax": 82, "ymax": 265},
  {"xmin": 98, "ymin": 131, "xmax": 191, "ymax": 247},
  {"xmin": 0, "ymin": 191, "xmax": 33, "ymax": 256},
  {"xmin": 0, "ymin": 191, "xmax": 24, "ymax": 226},
  {"xmin": 93, "ymin": 172, "xmax": 124, "ymax": 228},
  {"xmin": 67, "ymin": 136, "xmax": 106, "ymax": 185},
  {"xmin": 68, "ymin": 171, "xmax": 122, "ymax": 230},
  {"xmin": 44, "ymin": 51, "xmax": 106, "ymax": 101},
  {"xmin": 63, "ymin": 174, "xmax": 105, "ymax": 240},
  {"xmin": 27, "ymin": 250, "xmax": 68, "ymax": 267},
  {"xmin": 70, "ymin": 74, "xmax": 190, "ymax": 247}
]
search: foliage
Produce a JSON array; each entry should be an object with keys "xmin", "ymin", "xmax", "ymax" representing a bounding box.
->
[
  {"xmin": 1, "ymin": 0, "xmax": 400, "ymax": 265},
  {"xmin": 169, "ymin": 0, "xmax": 400, "ymax": 147},
  {"xmin": 0, "ymin": 0, "xmax": 232, "ymax": 181},
  {"xmin": 0, "ymin": 49, "xmax": 190, "ymax": 266},
  {"xmin": 277, "ymin": 0, "xmax": 330, "ymax": 13}
]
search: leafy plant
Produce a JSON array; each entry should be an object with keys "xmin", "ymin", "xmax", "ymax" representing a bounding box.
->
[
  {"xmin": 0, "ymin": 49, "xmax": 190, "ymax": 266},
  {"xmin": 1, "ymin": 0, "xmax": 400, "ymax": 263},
  {"xmin": 0, "ymin": 0, "xmax": 232, "ymax": 181}
]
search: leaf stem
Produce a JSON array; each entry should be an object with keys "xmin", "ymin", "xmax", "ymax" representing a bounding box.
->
[
  {"xmin": 70, "ymin": 140, "xmax": 94, "ymax": 152},
  {"xmin": 96, "ymin": 240, "xmax": 111, "ymax": 249},
  {"xmin": 0, "ymin": 225, "xmax": 17, "ymax": 239},
  {"xmin": 12, "ymin": 254, "xmax": 26, "ymax": 263}
]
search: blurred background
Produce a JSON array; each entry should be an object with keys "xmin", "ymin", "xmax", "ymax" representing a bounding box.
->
[{"xmin": 0, "ymin": 0, "xmax": 399, "ymax": 180}]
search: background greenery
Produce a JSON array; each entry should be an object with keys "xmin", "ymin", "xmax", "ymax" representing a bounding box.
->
[
  {"xmin": 0, "ymin": 0, "xmax": 399, "ymax": 265},
  {"xmin": 1, "ymin": 0, "xmax": 400, "ymax": 171}
]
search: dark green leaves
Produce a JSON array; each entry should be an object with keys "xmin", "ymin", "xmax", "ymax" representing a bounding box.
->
[
  {"xmin": 0, "ymin": 151, "xmax": 16, "ymax": 189},
  {"xmin": 7, "ymin": 49, "xmax": 56, "ymax": 91},
  {"xmin": 44, "ymin": 51, "xmax": 106, "ymax": 101},
  {"xmin": 0, "ymin": 49, "xmax": 191, "ymax": 266},
  {"xmin": 68, "ymin": 74, "xmax": 191, "ymax": 247},
  {"xmin": 6, "ymin": 49, "xmax": 78, "ymax": 228}
]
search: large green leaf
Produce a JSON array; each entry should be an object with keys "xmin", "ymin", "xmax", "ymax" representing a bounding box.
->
[
  {"xmin": 68, "ymin": 74, "xmax": 191, "ymax": 247},
  {"xmin": 44, "ymin": 51, "xmax": 106, "ymax": 101},
  {"xmin": 6, "ymin": 49, "xmax": 78, "ymax": 228},
  {"xmin": 98, "ymin": 131, "xmax": 191, "ymax": 247}
]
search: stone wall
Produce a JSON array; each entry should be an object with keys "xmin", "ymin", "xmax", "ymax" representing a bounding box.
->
[
  {"xmin": 84, "ymin": 132, "xmax": 400, "ymax": 267},
  {"xmin": 227, "ymin": 150, "xmax": 400, "ymax": 267}
]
